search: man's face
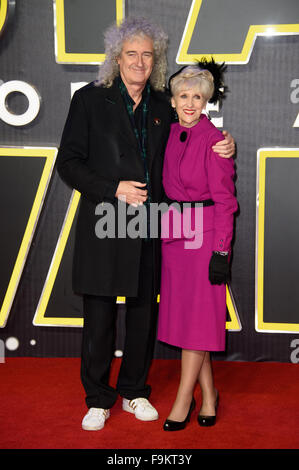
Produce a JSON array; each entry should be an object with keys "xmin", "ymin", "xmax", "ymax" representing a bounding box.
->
[{"xmin": 117, "ymin": 36, "xmax": 154, "ymax": 89}]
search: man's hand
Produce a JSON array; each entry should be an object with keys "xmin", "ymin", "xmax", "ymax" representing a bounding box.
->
[
  {"xmin": 115, "ymin": 181, "xmax": 148, "ymax": 207},
  {"xmin": 212, "ymin": 131, "xmax": 235, "ymax": 158}
]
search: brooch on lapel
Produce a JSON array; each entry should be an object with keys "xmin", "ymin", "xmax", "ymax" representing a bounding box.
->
[{"xmin": 153, "ymin": 117, "xmax": 161, "ymax": 126}]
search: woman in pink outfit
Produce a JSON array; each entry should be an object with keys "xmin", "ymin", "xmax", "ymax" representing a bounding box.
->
[{"xmin": 157, "ymin": 61, "xmax": 238, "ymax": 430}]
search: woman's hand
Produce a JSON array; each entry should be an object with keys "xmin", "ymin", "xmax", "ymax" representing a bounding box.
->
[
  {"xmin": 209, "ymin": 252, "xmax": 230, "ymax": 285},
  {"xmin": 115, "ymin": 181, "xmax": 148, "ymax": 207},
  {"xmin": 212, "ymin": 131, "xmax": 235, "ymax": 158}
]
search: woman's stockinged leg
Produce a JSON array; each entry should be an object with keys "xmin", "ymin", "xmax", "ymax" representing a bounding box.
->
[
  {"xmin": 198, "ymin": 352, "xmax": 217, "ymax": 415},
  {"xmin": 167, "ymin": 349, "xmax": 206, "ymax": 422}
]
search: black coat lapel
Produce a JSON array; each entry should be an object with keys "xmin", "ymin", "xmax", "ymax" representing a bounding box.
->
[
  {"xmin": 147, "ymin": 91, "xmax": 169, "ymax": 172},
  {"xmin": 100, "ymin": 82, "xmax": 169, "ymax": 178},
  {"xmin": 103, "ymin": 82, "xmax": 139, "ymax": 152}
]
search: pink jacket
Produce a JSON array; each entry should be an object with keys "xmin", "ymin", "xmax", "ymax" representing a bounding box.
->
[{"xmin": 162, "ymin": 115, "xmax": 238, "ymax": 252}]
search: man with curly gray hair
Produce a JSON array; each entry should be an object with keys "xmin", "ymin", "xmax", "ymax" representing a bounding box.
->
[
  {"xmin": 96, "ymin": 16, "xmax": 168, "ymax": 91},
  {"xmin": 57, "ymin": 16, "xmax": 235, "ymax": 431}
]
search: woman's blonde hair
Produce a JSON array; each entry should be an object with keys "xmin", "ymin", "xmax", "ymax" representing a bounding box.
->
[{"xmin": 170, "ymin": 66, "xmax": 214, "ymax": 101}]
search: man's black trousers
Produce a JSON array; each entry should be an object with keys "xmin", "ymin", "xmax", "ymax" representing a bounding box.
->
[{"xmin": 80, "ymin": 240, "xmax": 158, "ymax": 409}]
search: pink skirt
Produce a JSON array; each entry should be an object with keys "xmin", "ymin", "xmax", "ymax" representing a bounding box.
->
[{"xmin": 157, "ymin": 228, "xmax": 226, "ymax": 351}]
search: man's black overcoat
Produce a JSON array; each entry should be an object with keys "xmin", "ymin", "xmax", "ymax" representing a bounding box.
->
[{"xmin": 57, "ymin": 80, "xmax": 171, "ymax": 297}]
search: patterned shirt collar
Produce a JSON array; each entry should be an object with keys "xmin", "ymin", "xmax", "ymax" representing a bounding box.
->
[{"xmin": 117, "ymin": 75, "xmax": 150, "ymax": 107}]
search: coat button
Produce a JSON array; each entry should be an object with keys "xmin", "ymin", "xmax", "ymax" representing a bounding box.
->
[{"xmin": 180, "ymin": 131, "xmax": 187, "ymax": 142}]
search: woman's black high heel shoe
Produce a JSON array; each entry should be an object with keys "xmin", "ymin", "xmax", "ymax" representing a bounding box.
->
[
  {"xmin": 197, "ymin": 390, "xmax": 219, "ymax": 427},
  {"xmin": 163, "ymin": 398, "xmax": 196, "ymax": 431}
]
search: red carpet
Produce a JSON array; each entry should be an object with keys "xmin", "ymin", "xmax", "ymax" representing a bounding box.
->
[{"xmin": 0, "ymin": 358, "xmax": 299, "ymax": 450}]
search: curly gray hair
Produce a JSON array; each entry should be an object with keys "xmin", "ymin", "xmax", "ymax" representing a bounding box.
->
[{"xmin": 96, "ymin": 17, "xmax": 168, "ymax": 91}]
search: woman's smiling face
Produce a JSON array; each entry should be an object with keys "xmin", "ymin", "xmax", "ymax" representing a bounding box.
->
[{"xmin": 171, "ymin": 86, "xmax": 207, "ymax": 128}]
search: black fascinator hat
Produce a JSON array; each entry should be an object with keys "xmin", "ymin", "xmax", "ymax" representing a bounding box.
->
[{"xmin": 167, "ymin": 57, "xmax": 228, "ymax": 105}]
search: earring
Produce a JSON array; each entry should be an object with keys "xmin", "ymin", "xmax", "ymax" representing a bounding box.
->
[{"xmin": 172, "ymin": 106, "xmax": 178, "ymax": 121}]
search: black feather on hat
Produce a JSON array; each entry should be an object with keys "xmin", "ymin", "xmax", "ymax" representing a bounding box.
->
[{"xmin": 167, "ymin": 57, "xmax": 228, "ymax": 106}]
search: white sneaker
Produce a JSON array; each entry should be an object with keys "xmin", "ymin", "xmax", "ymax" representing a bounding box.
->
[
  {"xmin": 122, "ymin": 398, "xmax": 159, "ymax": 421},
  {"xmin": 82, "ymin": 407, "xmax": 110, "ymax": 431}
]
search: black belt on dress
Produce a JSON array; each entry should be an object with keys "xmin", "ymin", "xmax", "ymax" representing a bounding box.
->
[{"xmin": 164, "ymin": 195, "xmax": 214, "ymax": 210}]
